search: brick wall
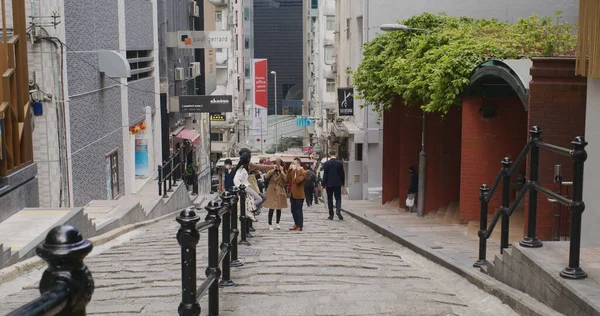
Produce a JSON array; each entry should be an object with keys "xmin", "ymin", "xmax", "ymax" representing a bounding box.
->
[
  {"xmin": 382, "ymin": 99, "xmax": 461, "ymax": 212},
  {"xmin": 527, "ymin": 57, "xmax": 587, "ymax": 240},
  {"xmin": 460, "ymin": 96, "xmax": 528, "ymax": 223}
]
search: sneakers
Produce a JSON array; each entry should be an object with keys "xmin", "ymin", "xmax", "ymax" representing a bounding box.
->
[
  {"xmin": 276, "ymin": 224, "xmax": 281, "ymax": 230},
  {"xmin": 269, "ymin": 225, "xmax": 274, "ymax": 231}
]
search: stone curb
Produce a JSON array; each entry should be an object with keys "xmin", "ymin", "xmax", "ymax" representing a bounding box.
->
[
  {"xmin": 343, "ymin": 207, "xmax": 564, "ymax": 316},
  {"xmin": 0, "ymin": 198, "xmax": 207, "ymax": 286}
]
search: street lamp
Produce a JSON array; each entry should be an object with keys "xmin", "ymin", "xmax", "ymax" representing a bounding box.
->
[
  {"xmin": 381, "ymin": 23, "xmax": 429, "ymax": 218},
  {"xmin": 270, "ymin": 71, "xmax": 278, "ymax": 153}
]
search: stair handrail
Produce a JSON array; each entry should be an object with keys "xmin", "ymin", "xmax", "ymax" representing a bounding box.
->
[{"xmin": 473, "ymin": 126, "xmax": 589, "ymax": 280}]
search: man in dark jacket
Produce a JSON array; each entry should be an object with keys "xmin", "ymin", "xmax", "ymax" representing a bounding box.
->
[
  {"xmin": 304, "ymin": 167, "xmax": 317, "ymax": 208},
  {"xmin": 407, "ymin": 165, "xmax": 418, "ymax": 212},
  {"xmin": 223, "ymin": 159, "xmax": 234, "ymax": 191},
  {"xmin": 323, "ymin": 150, "xmax": 345, "ymax": 220}
]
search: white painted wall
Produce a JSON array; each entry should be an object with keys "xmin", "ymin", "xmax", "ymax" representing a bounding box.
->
[{"xmin": 582, "ymin": 78, "xmax": 600, "ymax": 242}]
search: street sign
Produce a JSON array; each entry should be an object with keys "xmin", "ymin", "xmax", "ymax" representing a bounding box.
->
[
  {"xmin": 209, "ymin": 113, "xmax": 226, "ymax": 121},
  {"xmin": 179, "ymin": 95, "xmax": 233, "ymax": 113},
  {"xmin": 296, "ymin": 116, "xmax": 313, "ymax": 127}
]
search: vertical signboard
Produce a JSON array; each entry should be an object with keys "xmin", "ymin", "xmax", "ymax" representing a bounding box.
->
[
  {"xmin": 252, "ymin": 59, "xmax": 268, "ymax": 137},
  {"xmin": 338, "ymin": 87, "xmax": 354, "ymax": 116}
]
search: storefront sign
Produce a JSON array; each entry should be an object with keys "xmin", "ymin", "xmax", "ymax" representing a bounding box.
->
[
  {"xmin": 210, "ymin": 113, "xmax": 226, "ymax": 121},
  {"xmin": 252, "ymin": 59, "xmax": 268, "ymax": 136},
  {"xmin": 179, "ymin": 95, "xmax": 233, "ymax": 113},
  {"xmin": 167, "ymin": 31, "xmax": 231, "ymax": 49},
  {"xmin": 338, "ymin": 87, "xmax": 354, "ymax": 116}
]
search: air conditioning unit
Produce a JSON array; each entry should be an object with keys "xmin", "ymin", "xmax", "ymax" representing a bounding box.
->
[
  {"xmin": 189, "ymin": 62, "xmax": 201, "ymax": 77},
  {"xmin": 190, "ymin": 3, "xmax": 200, "ymax": 17},
  {"xmin": 175, "ymin": 67, "xmax": 185, "ymax": 81}
]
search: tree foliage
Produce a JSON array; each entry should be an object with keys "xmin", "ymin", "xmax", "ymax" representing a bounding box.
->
[
  {"xmin": 265, "ymin": 136, "xmax": 303, "ymax": 154},
  {"xmin": 353, "ymin": 12, "xmax": 577, "ymax": 114}
]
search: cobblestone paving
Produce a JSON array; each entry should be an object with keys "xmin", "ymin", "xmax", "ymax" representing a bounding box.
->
[{"xmin": 1, "ymin": 205, "xmax": 519, "ymax": 315}]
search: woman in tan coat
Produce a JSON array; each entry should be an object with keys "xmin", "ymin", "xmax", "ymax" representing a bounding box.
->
[{"xmin": 263, "ymin": 159, "xmax": 288, "ymax": 230}]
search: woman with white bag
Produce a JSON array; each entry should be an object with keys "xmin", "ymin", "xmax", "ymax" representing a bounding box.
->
[
  {"xmin": 233, "ymin": 152, "xmax": 262, "ymax": 221},
  {"xmin": 407, "ymin": 165, "xmax": 418, "ymax": 212}
]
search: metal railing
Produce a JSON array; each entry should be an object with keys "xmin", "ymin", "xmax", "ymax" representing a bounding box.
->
[
  {"xmin": 158, "ymin": 150, "xmax": 184, "ymax": 197},
  {"xmin": 7, "ymin": 226, "xmax": 94, "ymax": 316},
  {"xmin": 473, "ymin": 126, "xmax": 589, "ymax": 280},
  {"xmin": 176, "ymin": 187, "xmax": 246, "ymax": 316}
]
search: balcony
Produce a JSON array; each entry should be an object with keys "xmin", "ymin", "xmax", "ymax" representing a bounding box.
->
[{"xmin": 208, "ymin": 0, "xmax": 227, "ymax": 7}]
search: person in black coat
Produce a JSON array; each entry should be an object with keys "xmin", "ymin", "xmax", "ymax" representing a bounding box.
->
[
  {"xmin": 304, "ymin": 168, "xmax": 317, "ymax": 208},
  {"xmin": 223, "ymin": 159, "xmax": 235, "ymax": 191},
  {"xmin": 322, "ymin": 150, "xmax": 345, "ymax": 220},
  {"xmin": 407, "ymin": 165, "xmax": 418, "ymax": 212}
]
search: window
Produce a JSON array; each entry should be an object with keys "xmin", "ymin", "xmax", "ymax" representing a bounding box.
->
[
  {"xmin": 357, "ymin": 17, "xmax": 364, "ymax": 48},
  {"xmin": 346, "ymin": 18, "xmax": 351, "ymax": 39},
  {"xmin": 216, "ymin": 11, "xmax": 222, "ymax": 23},
  {"xmin": 324, "ymin": 45, "xmax": 334, "ymax": 64},
  {"xmin": 355, "ymin": 143, "xmax": 363, "ymax": 161},
  {"xmin": 245, "ymin": 36, "xmax": 250, "ymax": 49},
  {"xmin": 326, "ymin": 16, "xmax": 335, "ymax": 31},
  {"xmin": 245, "ymin": 62, "xmax": 250, "ymax": 78},
  {"xmin": 210, "ymin": 133, "xmax": 224, "ymax": 142},
  {"xmin": 311, "ymin": 0, "xmax": 318, "ymax": 9},
  {"xmin": 326, "ymin": 79, "xmax": 335, "ymax": 92},
  {"xmin": 244, "ymin": 7, "xmax": 249, "ymax": 21},
  {"xmin": 126, "ymin": 50, "xmax": 154, "ymax": 82}
]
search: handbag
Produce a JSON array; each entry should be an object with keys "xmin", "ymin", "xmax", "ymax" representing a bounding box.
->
[{"xmin": 405, "ymin": 196, "xmax": 415, "ymax": 207}]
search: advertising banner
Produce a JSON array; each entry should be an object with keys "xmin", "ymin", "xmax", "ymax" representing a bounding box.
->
[
  {"xmin": 135, "ymin": 137, "xmax": 149, "ymax": 177},
  {"xmin": 167, "ymin": 31, "xmax": 232, "ymax": 49},
  {"xmin": 252, "ymin": 59, "xmax": 268, "ymax": 137},
  {"xmin": 338, "ymin": 87, "xmax": 354, "ymax": 116},
  {"xmin": 209, "ymin": 114, "xmax": 226, "ymax": 121},
  {"xmin": 179, "ymin": 95, "xmax": 233, "ymax": 113}
]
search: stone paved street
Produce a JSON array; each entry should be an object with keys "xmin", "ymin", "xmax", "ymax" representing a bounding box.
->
[{"xmin": 1, "ymin": 204, "xmax": 519, "ymax": 315}]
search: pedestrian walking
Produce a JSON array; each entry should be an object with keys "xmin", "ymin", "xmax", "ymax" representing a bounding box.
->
[
  {"xmin": 233, "ymin": 152, "xmax": 263, "ymax": 221},
  {"xmin": 287, "ymin": 157, "xmax": 307, "ymax": 231},
  {"xmin": 407, "ymin": 165, "xmax": 418, "ymax": 212},
  {"xmin": 223, "ymin": 159, "xmax": 235, "ymax": 191},
  {"xmin": 263, "ymin": 158, "xmax": 288, "ymax": 230},
  {"xmin": 323, "ymin": 150, "xmax": 344, "ymax": 220},
  {"xmin": 304, "ymin": 167, "xmax": 317, "ymax": 208},
  {"xmin": 238, "ymin": 148, "xmax": 272, "ymax": 212}
]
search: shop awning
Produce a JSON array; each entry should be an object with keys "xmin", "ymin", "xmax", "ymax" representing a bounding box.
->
[{"xmin": 175, "ymin": 128, "xmax": 201, "ymax": 146}]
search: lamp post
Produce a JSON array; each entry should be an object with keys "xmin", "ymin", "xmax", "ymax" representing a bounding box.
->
[
  {"xmin": 381, "ymin": 23, "xmax": 429, "ymax": 218},
  {"xmin": 270, "ymin": 71, "xmax": 278, "ymax": 153}
]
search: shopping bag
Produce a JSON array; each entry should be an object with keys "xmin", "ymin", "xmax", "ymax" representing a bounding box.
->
[{"xmin": 405, "ymin": 196, "xmax": 415, "ymax": 207}]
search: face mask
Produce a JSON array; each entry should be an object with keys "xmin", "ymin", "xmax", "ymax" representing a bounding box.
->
[{"xmin": 225, "ymin": 165, "xmax": 231, "ymax": 170}]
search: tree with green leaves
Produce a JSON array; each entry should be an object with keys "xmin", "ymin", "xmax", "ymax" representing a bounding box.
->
[
  {"xmin": 265, "ymin": 136, "xmax": 304, "ymax": 154},
  {"xmin": 353, "ymin": 12, "xmax": 577, "ymax": 115}
]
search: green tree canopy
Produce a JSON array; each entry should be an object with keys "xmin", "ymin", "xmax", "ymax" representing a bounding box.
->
[{"xmin": 353, "ymin": 12, "xmax": 577, "ymax": 114}]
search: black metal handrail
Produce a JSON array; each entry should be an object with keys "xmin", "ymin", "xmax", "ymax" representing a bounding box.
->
[
  {"xmin": 8, "ymin": 226, "xmax": 94, "ymax": 316},
  {"xmin": 158, "ymin": 150, "xmax": 184, "ymax": 197},
  {"xmin": 473, "ymin": 126, "xmax": 589, "ymax": 280},
  {"xmin": 176, "ymin": 187, "xmax": 245, "ymax": 316}
]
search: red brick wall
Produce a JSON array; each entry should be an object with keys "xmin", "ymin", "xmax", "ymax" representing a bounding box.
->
[
  {"xmin": 460, "ymin": 96, "xmax": 529, "ymax": 223},
  {"xmin": 381, "ymin": 99, "xmax": 461, "ymax": 212},
  {"xmin": 527, "ymin": 57, "xmax": 587, "ymax": 240},
  {"xmin": 382, "ymin": 106, "xmax": 402, "ymax": 203}
]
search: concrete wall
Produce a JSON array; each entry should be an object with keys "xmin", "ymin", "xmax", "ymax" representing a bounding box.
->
[
  {"xmin": 527, "ymin": 57, "xmax": 587, "ymax": 240},
  {"xmin": 582, "ymin": 79, "xmax": 600, "ymax": 242},
  {"xmin": 460, "ymin": 96, "xmax": 528, "ymax": 223}
]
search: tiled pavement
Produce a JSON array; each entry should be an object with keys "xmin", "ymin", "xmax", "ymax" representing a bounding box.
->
[{"xmin": 1, "ymin": 202, "xmax": 519, "ymax": 315}]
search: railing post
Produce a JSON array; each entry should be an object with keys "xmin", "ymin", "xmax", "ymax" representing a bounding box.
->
[
  {"xmin": 229, "ymin": 186, "xmax": 244, "ymax": 267},
  {"xmin": 560, "ymin": 136, "xmax": 588, "ymax": 280},
  {"xmin": 520, "ymin": 126, "xmax": 544, "ymax": 248},
  {"xmin": 163, "ymin": 161, "xmax": 169, "ymax": 197},
  {"xmin": 176, "ymin": 207, "xmax": 201, "ymax": 316},
  {"xmin": 219, "ymin": 191, "xmax": 236, "ymax": 287},
  {"xmin": 238, "ymin": 185, "xmax": 250, "ymax": 246},
  {"xmin": 169, "ymin": 152, "xmax": 175, "ymax": 191},
  {"xmin": 9, "ymin": 225, "xmax": 94, "ymax": 316},
  {"xmin": 474, "ymin": 184, "xmax": 490, "ymax": 267},
  {"xmin": 158, "ymin": 165, "xmax": 163, "ymax": 196},
  {"xmin": 173, "ymin": 152, "xmax": 179, "ymax": 187},
  {"xmin": 205, "ymin": 200, "xmax": 222, "ymax": 316},
  {"xmin": 500, "ymin": 157, "xmax": 513, "ymax": 253}
]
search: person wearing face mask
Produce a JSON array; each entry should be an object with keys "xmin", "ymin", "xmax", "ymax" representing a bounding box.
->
[
  {"xmin": 223, "ymin": 158, "xmax": 234, "ymax": 191},
  {"xmin": 287, "ymin": 158, "xmax": 307, "ymax": 231}
]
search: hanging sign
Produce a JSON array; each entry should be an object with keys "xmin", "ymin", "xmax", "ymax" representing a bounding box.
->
[
  {"xmin": 210, "ymin": 113, "xmax": 226, "ymax": 121},
  {"xmin": 338, "ymin": 87, "xmax": 354, "ymax": 116},
  {"xmin": 179, "ymin": 95, "xmax": 233, "ymax": 113}
]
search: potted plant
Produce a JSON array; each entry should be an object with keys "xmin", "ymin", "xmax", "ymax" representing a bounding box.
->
[{"xmin": 184, "ymin": 164, "xmax": 197, "ymax": 186}]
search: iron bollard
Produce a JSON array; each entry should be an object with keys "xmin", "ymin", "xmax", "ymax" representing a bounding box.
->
[
  {"xmin": 205, "ymin": 200, "xmax": 222, "ymax": 316},
  {"xmin": 219, "ymin": 191, "xmax": 236, "ymax": 287},
  {"xmin": 520, "ymin": 126, "xmax": 543, "ymax": 248},
  {"xmin": 474, "ymin": 184, "xmax": 490, "ymax": 268},
  {"xmin": 158, "ymin": 165, "xmax": 163, "ymax": 197},
  {"xmin": 500, "ymin": 157, "xmax": 512, "ymax": 253},
  {"xmin": 560, "ymin": 136, "xmax": 588, "ymax": 280},
  {"xmin": 8, "ymin": 225, "xmax": 94, "ymax": 316},
  {"xmin": 238, "ymin": 185, "xmax": 250, "ymax": 246},
  {"xmin": 176, "ymin": 207, "xmax": 201, "ymax": 316},
  {"xmin": 229, "ymin": 187, "xmax": 244, "ymax": 267}
]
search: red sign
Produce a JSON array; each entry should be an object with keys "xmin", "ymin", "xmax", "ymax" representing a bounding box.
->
[{"xmin": 253, "ymin": 59, "xmax": 268, "ymax": 109}]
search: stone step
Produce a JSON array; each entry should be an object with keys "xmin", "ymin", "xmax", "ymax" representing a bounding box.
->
[
  {"xmin": 434, "ymin": 206, "xmax": 447, "ymax": 222},
  {"xmin": 443, "ymin": 201, "xmax": 459, "ymax": 224},
  {"xmin": 451, "ymin": 202, "xmax": 461, "ymax": 224}
]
